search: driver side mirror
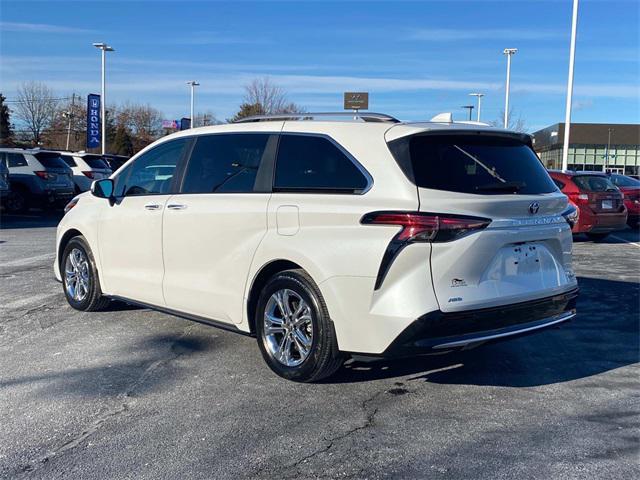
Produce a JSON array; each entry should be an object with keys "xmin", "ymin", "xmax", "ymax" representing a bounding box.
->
[{"xmin": 91, "ymin": 178, "xmax": 115, "ymax": 204}]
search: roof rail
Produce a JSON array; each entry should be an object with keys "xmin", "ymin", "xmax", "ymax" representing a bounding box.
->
[{"xmin": 233, "ymin": 112, "xmax": 400, "ymax": 124}]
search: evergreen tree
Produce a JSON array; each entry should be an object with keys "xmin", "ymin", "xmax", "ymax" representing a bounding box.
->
[
  {"xmin": 112, "ymin": 124, "xmax": 134, "ymax": 156},
  {"xmin": 0, "ymin": 93, "xmax": 14, "ymax": 146}
]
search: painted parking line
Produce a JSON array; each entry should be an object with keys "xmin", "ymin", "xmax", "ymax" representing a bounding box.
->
[{"xmin": 610, "ymin": 235, "xmax": 640, "ymax": 247}]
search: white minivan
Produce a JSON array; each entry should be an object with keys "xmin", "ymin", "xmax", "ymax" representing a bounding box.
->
[{"xmin": 55, "ymin": 113, "xmax": 578, "ymax": 382}]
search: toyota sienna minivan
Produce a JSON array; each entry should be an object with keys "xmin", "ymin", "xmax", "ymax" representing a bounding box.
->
[{"xmin": 55, "ymin": 113, "xmax": 578, "ymax": 381}]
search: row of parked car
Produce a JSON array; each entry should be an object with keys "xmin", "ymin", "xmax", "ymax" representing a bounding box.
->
[{"xmin": 0, "ymin": 148, "xmax": 128, "ymax": 213}]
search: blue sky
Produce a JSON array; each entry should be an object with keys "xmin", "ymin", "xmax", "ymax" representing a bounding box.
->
[{"xmin": 1, "ymin": 0, "xmax": 638, "ymax": 131}]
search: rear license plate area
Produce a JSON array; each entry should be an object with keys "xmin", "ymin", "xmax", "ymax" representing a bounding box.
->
[{"xmin": 602, "ymin": 200, "xmax": 613, "ymax": 209}]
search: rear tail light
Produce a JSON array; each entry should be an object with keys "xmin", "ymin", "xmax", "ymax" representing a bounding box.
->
[
  {"xmin": 361, "ymin": 211, "xmax": 491, "ymax": 243},
  {"xmin": 561, "ymin": 204, "xmax": 579, "ymax": 229},
  {"xmin": 361, "ymin": 211, "xmax": 491, "ymax": 290},
  {"xmin": 34, "ymin": 171, "xmax": 54, "ymax": 180},
  {"xmin": 82, "ymin": 171, "xmax": 96, "ymax": 179}
]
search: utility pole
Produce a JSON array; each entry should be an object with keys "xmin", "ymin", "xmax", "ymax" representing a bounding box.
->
[
  {"xmin": 64, "ymin": 93, "xmax": 75, "ymax": 151},
  {"xmin": 562, "ymin": 0, "xmax": 579, "ymax": 171},
  {"xmin": 187, "ymin": 81, "xmax": 200, "ymax": 129},
  {"xmin": 604, "ymin": 127, "xmax": 614, "ymax": 172},
  {"xmin": 503, "ymin": 48, "xmax": 518, "ymax": 128},
  {"xmin": 461, "ymin": 105, "xmax": 474, "ymax": 121},
  {"xmin": 469, "ymin": 93, "xmax": 484, "ymax": 122}
]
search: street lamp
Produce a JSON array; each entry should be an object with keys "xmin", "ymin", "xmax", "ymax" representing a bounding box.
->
[
  {"xmin": 502, "ymin": 48, "xmax": 518, "ymax": 128},
  {"xmin": 93, "ymin": 42, "xmax": 114, "ymax": 155},
  {"xmin": 604, "ymin": 128, "xmax": 614, "ymax": 172},
  {"xmin": 461, "ymin": 105, "xmax": 475, "ymax": 121},
  {"xmin": 469, "ymin": 93, "xmax": 484, "ymax": 122},
  {"xmin": 561, "ymin": 0, "xmax": 580, "ymax": 171},
  {"xmin": 187, "ymin": 81, "xmax": 200, "ymax": 129}
]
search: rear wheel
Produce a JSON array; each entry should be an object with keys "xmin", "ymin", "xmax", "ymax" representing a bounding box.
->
[
  {"xmin": 586, "ymin": 232, "xmax": 609, "ymax": 241},
  {"xmin": 5, "ymin": 188, "xmax": 27, "ymax": 213},
  {"xmin": 255, "ymin": 269, "xmax": 343, "ymax": 382},
  {"xmin": 62, "ymin": 236, "xmax": 110, "ymax": 311}
]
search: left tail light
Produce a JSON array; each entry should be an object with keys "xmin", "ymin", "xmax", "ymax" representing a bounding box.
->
[
  {"xmin": 34, "ymin": 171, "xmax": 54, "ymax": 180},
  {"xmin": 82, "ymin": 171, "xmax": 96, "ymax": 179},
  {"xmin": 361, "ymin": 211, "xmax": 491, "ymax": 290}
]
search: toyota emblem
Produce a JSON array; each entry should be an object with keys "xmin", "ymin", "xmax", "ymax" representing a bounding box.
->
[{"xmin": 529, "ymin": 202, "xmax": 540, "ymax": 214}]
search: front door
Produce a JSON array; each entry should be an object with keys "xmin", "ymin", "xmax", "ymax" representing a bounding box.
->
[{"xmin": 98, "ymin": 138, "xmax": 190, "ymax": 306}]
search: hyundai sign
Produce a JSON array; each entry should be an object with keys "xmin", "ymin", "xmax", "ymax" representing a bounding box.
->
[{"xmin": 87, "ymin": 94, "xmax": 101, "ymax": 149}]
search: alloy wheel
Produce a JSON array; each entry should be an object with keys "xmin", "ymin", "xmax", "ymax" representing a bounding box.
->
[{"xmin": 64, "ymin": 247, "xmax": 90, "ymax": 302}]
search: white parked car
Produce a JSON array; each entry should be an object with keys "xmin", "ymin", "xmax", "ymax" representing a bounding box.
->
[
  {"xmin": 54, "ymin": 113, "xmax": 578, "ymax": 382},
  {"xmin": 58, "ymin": 152, "xmax": 112, "ymax": 192}
]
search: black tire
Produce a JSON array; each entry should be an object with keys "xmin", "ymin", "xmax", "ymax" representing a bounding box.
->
[
  {"xmin": 61, "ymin": 236, "xmax": 110, "ymax": 311},
  {"xmin": 5, "ymin": 188, "xmax": 27, "ymax": 213},
  {"xmin": 255, "ymin": 269, "xmax": 343, "ymax": 382},
  {"xmin": 586, "ymin": 232, "xmax": 609, "ymax": 241}
]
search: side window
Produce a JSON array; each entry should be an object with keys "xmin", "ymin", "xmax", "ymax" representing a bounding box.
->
[
  {"xmin": 274, "ymin": 134, "xmax": 368, "ymax": 192},
  {"xmin": 552, "ymin": 179, "xmax": 565, "ymax": 190},
  {"xmin": 113, "ymin": 139, "xmax": 188, "ymax": 197},
  {"xmin": 181, "ymin": 133, "xmax": 270, "ymax": 193},
  {"xmin": 61, "ymin": 155, "xmax": 77, "ymax": 167},
  {"xmin": 7, "ymin": 153, "xmax": 28, "ymax": 168}
]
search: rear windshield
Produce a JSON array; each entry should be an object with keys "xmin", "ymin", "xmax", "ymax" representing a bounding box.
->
[
  {"xmin": 390, "ymin": 134, "xmax": 557, "ymax": 195},
  {"xmin": 82, "ymin": 155, "xmax": 110, "ymax": 169},
  {"xmin": 610, "ymin": 174, "xmax": 640, "ymax": 188},
  {"xmin": 34, "ymin": 152, "xmax": 70, "ymax": 169},
  {"xmin": 573, "ymin": 175, "xmax": 618, "ymax": 192}
]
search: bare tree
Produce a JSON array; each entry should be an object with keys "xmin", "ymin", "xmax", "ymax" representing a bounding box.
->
[
  {"xmin": 243, "ymin": 77, "xmax": 304, "ymax": 115},
  {"xmin": 13, "ymin": 81, "xmax": 57, "ymax": 145},
  {"xmin": 117, "ymin": 102, "xmax": 162, "ymax": 151},
  {"xmin": 490, "ymin": 108, "xmax": 528, "ymax": 133},
  {"xmin": 194, "ymin": 110, "xmax": 220, "ymax": 127}
]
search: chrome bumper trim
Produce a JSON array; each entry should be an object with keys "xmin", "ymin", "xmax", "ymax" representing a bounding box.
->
[{"xmin": 432, "ymin": 310, "xmax": 576, "ymax": 350}]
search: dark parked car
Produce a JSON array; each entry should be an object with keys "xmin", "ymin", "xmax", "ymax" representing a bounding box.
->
[
  {"xmin": 609, "ymin": 174, "xmax": 640, "ymax": 227},
  {"xmin": 0, "ymin": 149, "xmax": 75, "ymax": 212},
  {"xmin": 548, "ymin": 170, "xmax": 627, "ymax": 240},
  {"xmin": 0, "ymin": 157, "xmax": 10, "ymax": 203}
]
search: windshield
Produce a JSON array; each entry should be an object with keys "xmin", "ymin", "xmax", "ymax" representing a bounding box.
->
[
  {"xmin": 34, "ymin": 152, "xmax": 70, "ymax": 169},
  {"xmin": 391, "ymin": 134, "xmax": 557, "ymax": 195},
  {"xmin": 573, "ymin": 175, "xmax": 619, "ymax": 192},
  {"xmin": 610, "ymin": 174, "xmax": 640, "ymax": 188}
]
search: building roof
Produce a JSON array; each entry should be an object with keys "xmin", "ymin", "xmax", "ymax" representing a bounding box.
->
[{"xmin": 532, "ymin": 123, "xmax": 640, "ymax": 150}]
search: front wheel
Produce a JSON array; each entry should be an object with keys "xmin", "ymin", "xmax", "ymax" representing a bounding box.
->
[
  {"xmin": 62, "ymin": 236, "xmax": 110, "ymax": 311},
  {"xmin": 255, "ymin": 269, "xmax": 343, "ymax": 382}
]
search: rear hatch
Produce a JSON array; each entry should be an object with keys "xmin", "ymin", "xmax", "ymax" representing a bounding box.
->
[
  {"xmin": 570, "ymin": 174, "xmax": 625, "ymax": 214},
  {"xmin": 387, "ymin": 130, "xmax": 576, "ymax": 313},
  {"xmin": 33, "ymin": 152, "xmax": 74, "ymax": 190},
  {"xmin": 80, "ymin": 154, "xmax": 113, "ymax": 180}
]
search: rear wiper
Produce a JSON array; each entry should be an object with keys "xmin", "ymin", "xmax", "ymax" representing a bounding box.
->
[{"xmin": 475, "ymin": 181, "xmax": 525, "ymax": 192}]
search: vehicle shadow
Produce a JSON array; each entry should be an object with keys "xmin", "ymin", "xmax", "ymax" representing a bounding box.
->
[
  {"xmin": 329, "ymin": 276, "xmax": 639, "ymax": 387},
  {"xmin": 0, "ymin": 211, "xmax": 64, "ymax": 229}
]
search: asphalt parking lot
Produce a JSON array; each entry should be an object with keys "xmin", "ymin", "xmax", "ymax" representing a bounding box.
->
[{"xmin": 0, "ymin": 212, "xmax": 638, "ymax": 480}]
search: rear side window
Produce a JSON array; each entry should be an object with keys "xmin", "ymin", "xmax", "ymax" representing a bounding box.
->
[
  {"xmin": 573, "ymin": 175, "xmax": 618, "ymax": 192},
  {"xmin": 6, "ymin": 153, "xmax": 28, "ymax": 167},
  {"xmin": 552, "ymin": 178, "xmax": 565, "ymax": 190},
  {"xmin": 82, "ymin": 155, "xmax": 110, "ymax": 169},
  {"xmin": 181, "ymin": 133, "xmax": 270, "ymax": 193},
  {"xmin": 34, "ymin": 152, "xmax": 69, "ymax": 169},
  {"xmin": 390, "ymin": 134, "xmax": 558, "ymax": 195},
  {"xmin": 274, "ymin": 134, "xmax": 368, "ymax": 193},
  {"xmin": 61, "ymin": 155, "xmax": 77, "ymax": 167},
  {"xmin": 610, "ymin": 174, "xmax": 640, "ymax": 187}
]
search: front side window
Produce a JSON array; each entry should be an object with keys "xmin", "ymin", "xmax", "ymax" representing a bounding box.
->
[
  {"xmin": 181, "ymin": 133, "xmax": 270, "ymax": 194},
  {"xmin": 113, "ymin": 138, "xmax": 188, "ymax": 196},
  {"xmin": 274, "ymin": 134, "xmax": 368, "ymax": 193},
  {"xmin": 573, "ymin": 175, "xmax": 618, "ymax": 192}
]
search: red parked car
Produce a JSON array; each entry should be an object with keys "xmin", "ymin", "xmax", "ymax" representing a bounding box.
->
[
  {"xmin": 608, "ymin": 174, "xmax": 640, "ymax": 227},
  {"xmin": 548, "ymin": 170, "xmax": 627, "ymax": 240}
]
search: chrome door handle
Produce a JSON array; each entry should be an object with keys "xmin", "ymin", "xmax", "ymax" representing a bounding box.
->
[
  {"xmin": 144, "ymin": 203, "xmax": 162, "ymax": 210},
  {"xmin": 167, "ymin": 204, "xmax": 187, "ymax": 210}
]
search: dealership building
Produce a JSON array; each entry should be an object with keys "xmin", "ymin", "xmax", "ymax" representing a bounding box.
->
[{"xmin": 532, "ymin": 123, "xmax": 640, "ymax": 175}]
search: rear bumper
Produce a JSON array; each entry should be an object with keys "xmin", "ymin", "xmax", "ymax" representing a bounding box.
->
[
  {"xmin": 382, "ymin": 287, "xmax": 578, "ymax": 356},
  {"xmin": 575, "ymin": 210, "xmax": 627, "ymax": 233}
]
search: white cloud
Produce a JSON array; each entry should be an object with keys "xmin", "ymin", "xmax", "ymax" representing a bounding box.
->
[
  {"xmin": 406, "ymin": 28, "xmax": 562, "ymax": 42},
  {"xmin": 0, "ymin": 22, "xmax": 94, "ymax": 34}
]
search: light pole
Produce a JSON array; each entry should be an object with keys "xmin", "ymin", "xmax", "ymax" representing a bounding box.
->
[
  {"xmin": 187, "ymin": 81, "xmax": 200, "ymax": 129},
  {"xmin": 604, "ymin": 128, "xmax": 614, "ymax": 172},
  {"xmin": 562, "ymin": 0, "xmax": 580, "ymax": 171},
  {"xmin": 502, "ymin": 48, "xmax": 517, "ymax": 128},
  {"xmin": 469, "ymin": 93, "xmax": 484, "ymax": 122},
  {"xmin": 461, "ymin": 105, "xmax": 474, "ymax": 121},
  {"xmin": 93, "ymin": 43, "xmax": 114, "ymax": 155}
]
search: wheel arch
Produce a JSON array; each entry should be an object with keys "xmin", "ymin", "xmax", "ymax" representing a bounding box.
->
[
  {"xmin": 246, "ymin": 259, "xmax": 303, "ymax": 335},
  {"xmin": 58, "ymin": 228, "xmax": 84, "ymax": 270}
]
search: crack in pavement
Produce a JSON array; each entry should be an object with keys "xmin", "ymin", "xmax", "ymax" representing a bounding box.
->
[{"xmin": 13, "ymin": 325, "xmax": 197, "ymax": 478}]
